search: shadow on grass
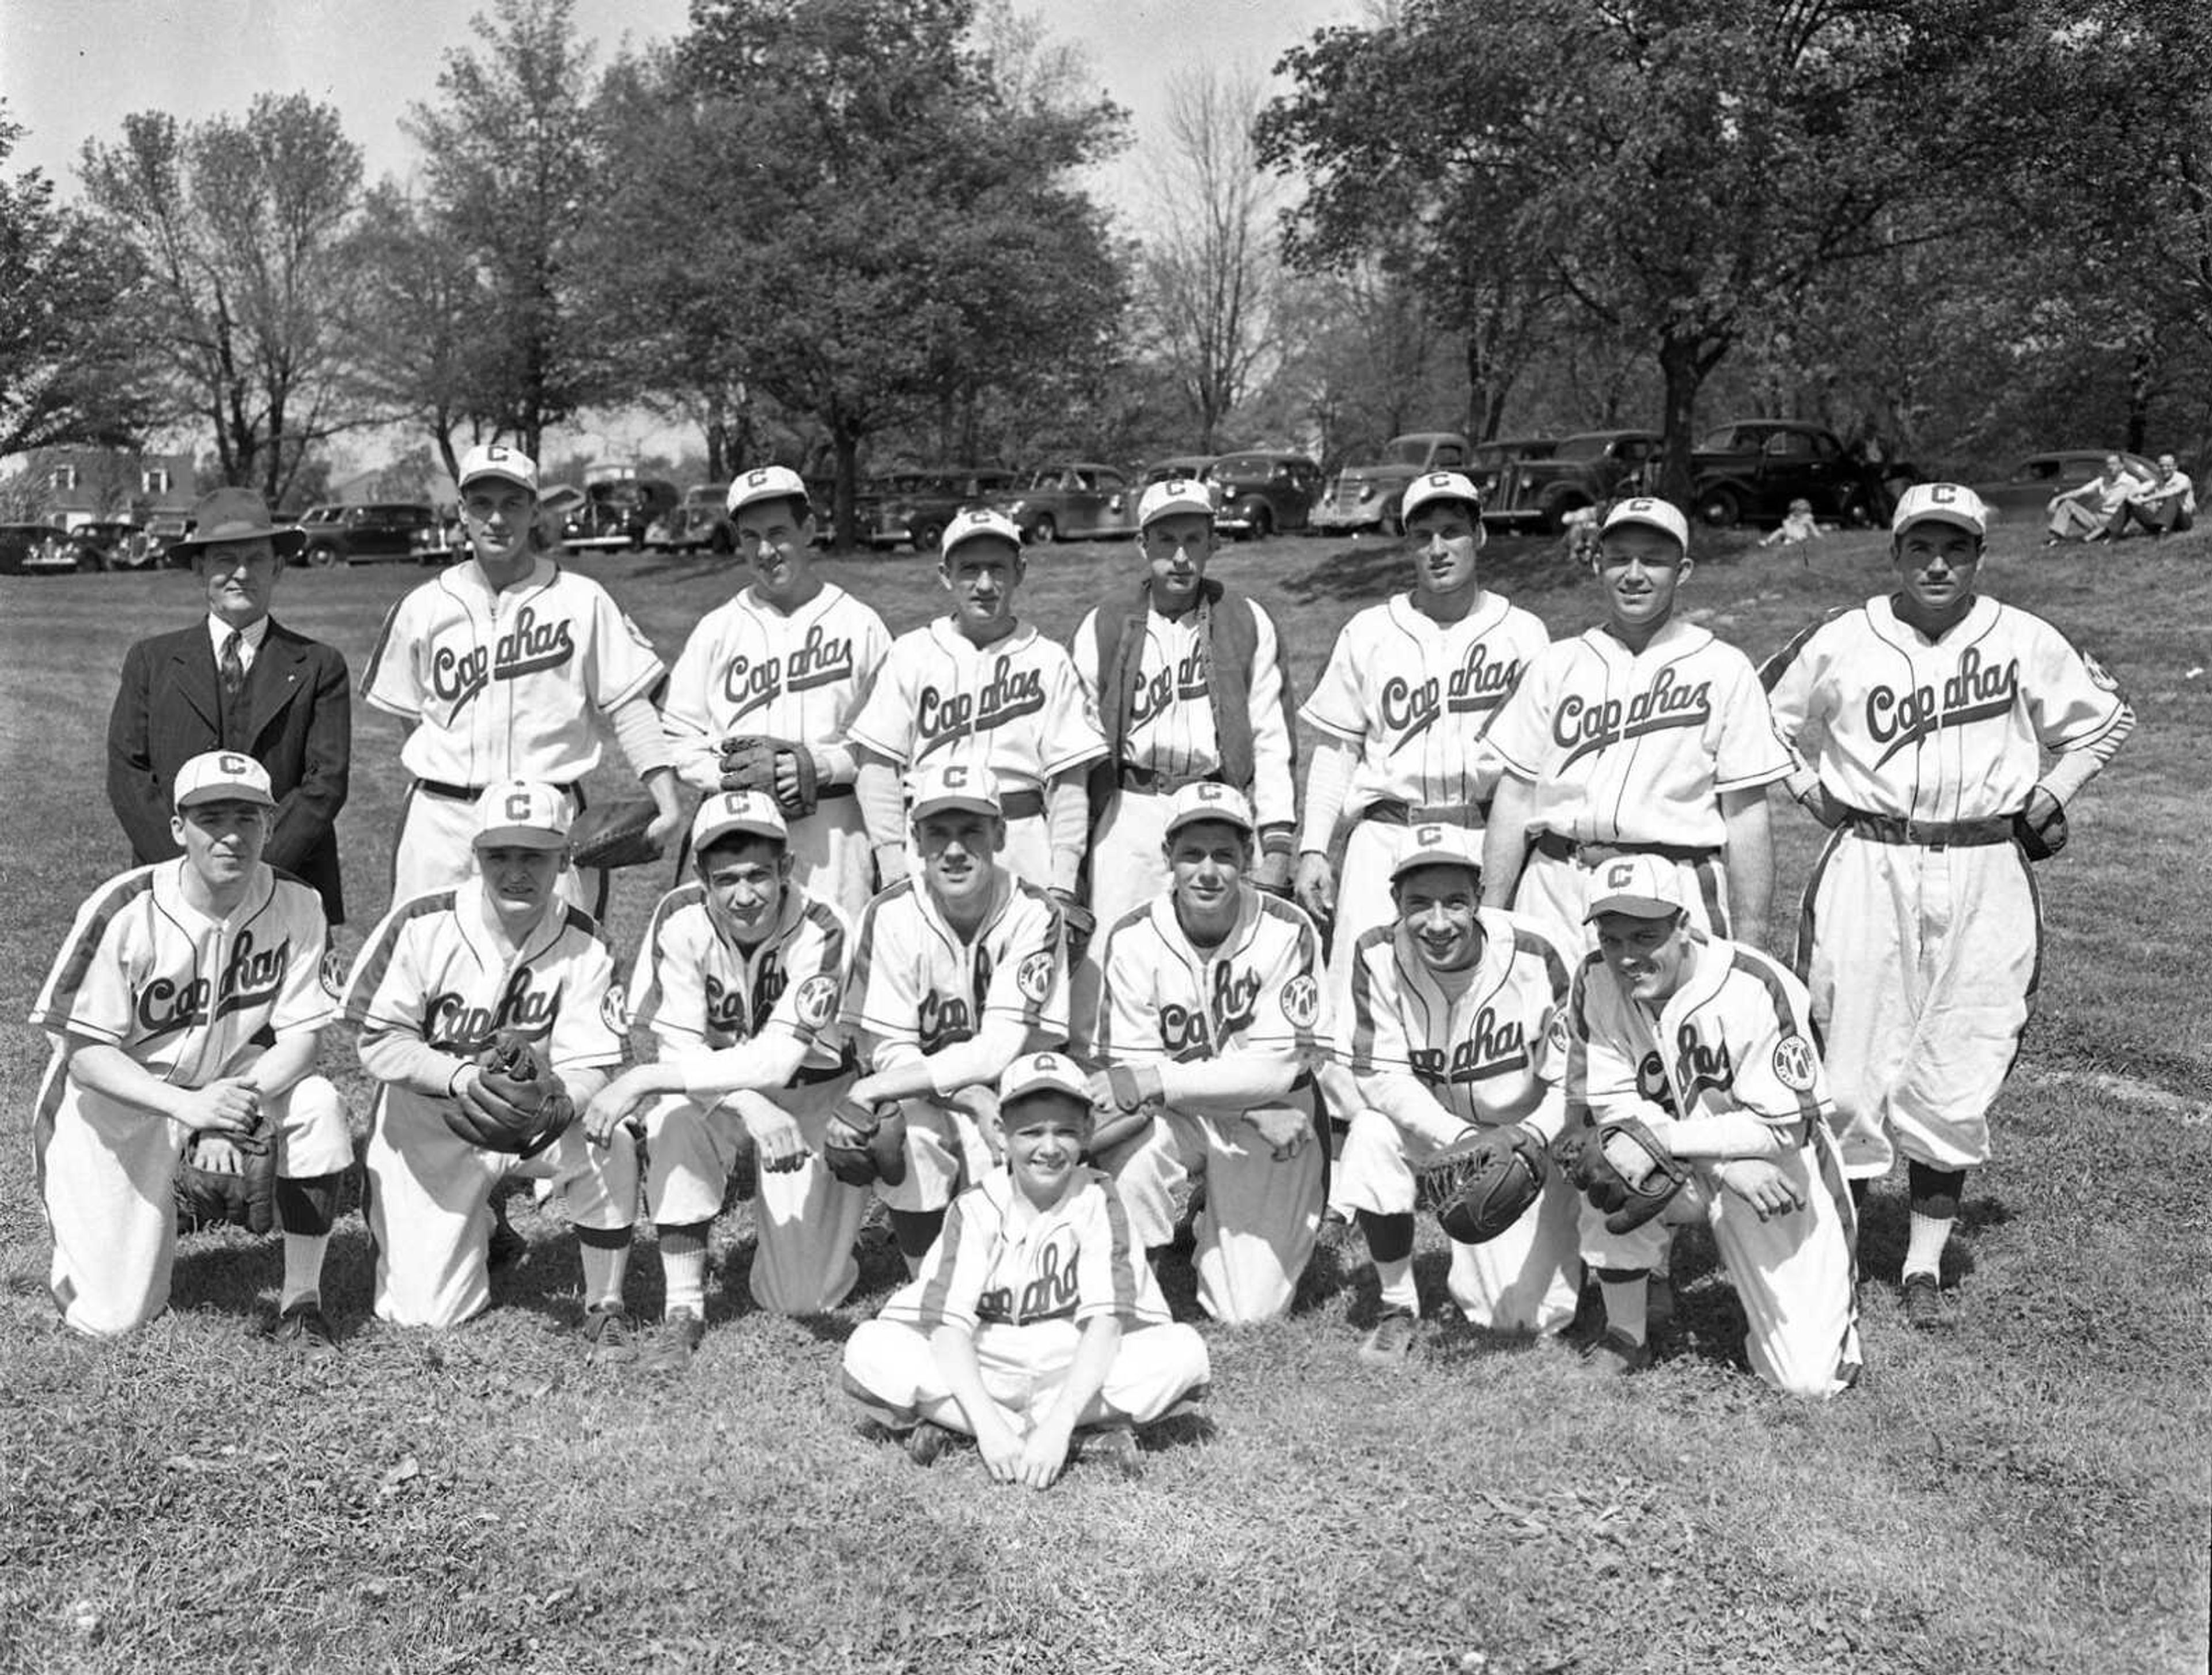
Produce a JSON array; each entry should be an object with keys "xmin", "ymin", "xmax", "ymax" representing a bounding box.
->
[
  {"xmin": 1275, "ymin": 531, "xmax": 1584, "ymax": 607},
  {"xmin": 1854, "ymin": 1187, "xmax": 2006, "ymax": 1286}
]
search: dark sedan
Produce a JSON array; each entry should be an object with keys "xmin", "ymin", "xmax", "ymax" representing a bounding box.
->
[{"xmin": 1968, "ymin": 450, "xmax": 2157, "ymax": 527}]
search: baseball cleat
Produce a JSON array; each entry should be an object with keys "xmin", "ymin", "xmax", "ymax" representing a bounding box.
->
[
  {"xmin": 581, "ymin": 1302, "xmax": 638, "ymax": 1364},
  {"xmin": 487, "ymin": 1206, "xmax": 527, "ymax": 1272},
  {"xmin": 1901, "ymin": 1272, "xmax": 1942, "ymax": 1329},
  {"xmin": 1586, "ymin": 1328, "xmax": 1653, "ymax": 1375},
  {"xmin": 1357, "ymin": 1309, "xmax": 1421, "ymax": 1367},
  {"xmin": 270, "ymin": 1299, "xmax": 338, "ymax": 1358},
  {"xmin": 1076, "ymin": 1424, "xmax": 1143, "ymax": 1481},
  {"xmin": 1647, "ymin": 1273, "xmax": 1676, "ymax": 1332},
  {"xmin": 637, "ymin": 1307, "xmax": 705, "ymax": 1374},
  {"xmin": 902, "ymin": 1419, "xmax": 955, "ymax": 1468}
]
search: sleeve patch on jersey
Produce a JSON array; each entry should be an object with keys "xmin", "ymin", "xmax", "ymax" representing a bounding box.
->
[
  {"xmin": 2081, "ymin": 651, "xmax": 2119, "ymax": 694},
  {"xmin": 1016, "ymin": 950, "xmax": 1055, "ymax": 1005},
  {"xmin": 1545, "ymin": 1009, "xmax": 1570, "ymax": 1056},
  {"xmin": 601, "ymin": 982, "xmax": 631, "ymax": 1035},
  {"xmin": 1281, "ymin": 974, "xmax": 1321, "ymax": 1031},
  {"xmin": 319, "ymin": 947, "xmax": 347, "ymax": 1001},
  {"xmin": 1771, "ymin": 1033, "xmax": 1819, "ymax": 1092},
  {"xmin": 793, "ymin": 973, "xmax": 839, "ymax": 1030}
]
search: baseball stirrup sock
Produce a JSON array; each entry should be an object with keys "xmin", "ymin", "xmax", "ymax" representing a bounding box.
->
[
  {"xmin": 1597, "ymin": 1269, "xmax": 1650, "ymax": 1344},
  {"xmin": 659, "ymin": 1222, "xmax": 710, "ymax": 1315},
  {"xmin": 280, "ymin": 1234, "xmax": 328, "ymax": 1313}
]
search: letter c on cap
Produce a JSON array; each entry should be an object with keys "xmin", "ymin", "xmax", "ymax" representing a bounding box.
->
[
  {"xmin": 219, "ymin": 753, "xmax": 251, "ymax": 776},
  {"xmin": 506, "ymin": 790, "xmax": 535, "ymax": 821},
  {"xmin": 1608, "ymin": 860, "xmax": 1636, "ymax": 889}
]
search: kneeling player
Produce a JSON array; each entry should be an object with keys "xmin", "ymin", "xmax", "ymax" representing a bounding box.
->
[
  {"xmin": 31, "ymin": 753, "xmax": 349, "ymax": 1345},
  {"xmin": 1333, "ymin": 827, "xmax": 1578, "ymax": 1362},
  {"xmin": 1093, "ymin": 784, "xmax": 1331, "ymax": 1324},
  {"xmin": 582, "ymin": 791, "xmax": 857, "ymax": 1361},
  {"xmin": 345, "ymin": 782, "xmax": 639, "ymax": 1350},
  {"xmin": 1566, "ymin": 856, "xmax": 1860, "ymax": 1398},
  {"xmin": 834, "ymin": 764, "xmax": 1070, "ymax": 1273},
  {"xmin": 840, "ymin": 1053, "xmax": 1210, "ymax": 1485}
]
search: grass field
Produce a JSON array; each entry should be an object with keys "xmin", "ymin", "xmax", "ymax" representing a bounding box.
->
[{"xmin": 0, "ymin": 523, "xmax": 2206, "ymax": 1674}]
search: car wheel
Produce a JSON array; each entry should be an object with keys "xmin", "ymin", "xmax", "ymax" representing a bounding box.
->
[
  {"xmin": 306, "ymin": 542, "xmax": 339, "ymax": 568},
  {"xmin": 1836, "ymin": 485, "xmax": 1874, "ymax": 528},
  {"xmin": 709, "ymin": 525, "xmax": 734, "ymax": 555},
  {"xmin": 1033, "ymin": 514, "xmax": 1059, "ymax": 545},
  {"xmin": 1381, "ymin": 502, "xmax": 1404, "ymax": 537},
  {"xmin": 910, "ymin": 520, "xmax": 945, "ymax": 553},
  {"xmin": 1249, "ymin": 505, "xmax": 1273, "ymax": 540},
  {"xmin": 1695, "ymin": 487, "xmax": 1741, "ymax": 529},
  {"xmin": 1541, "ymin": 494, "xmax": 1588, "ymax": 535}
]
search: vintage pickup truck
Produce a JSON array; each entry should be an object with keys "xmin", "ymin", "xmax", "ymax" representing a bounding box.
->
[{"xmin": 1311, "ymin": 432, "xmax": 1472, "ymax": 535}]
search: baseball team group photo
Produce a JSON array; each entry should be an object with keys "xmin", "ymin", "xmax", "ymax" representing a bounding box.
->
[{"xmin": 1, "ymin": 0, "xmax": 2206, "ymax": 1670}]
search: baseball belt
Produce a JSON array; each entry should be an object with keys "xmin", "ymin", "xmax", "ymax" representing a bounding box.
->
[
  {"xmin": 1364, "ymin": 799, "xmax": 1488, "ymax": 828},
  {"xmin": 1842, "ymin": 811, "xmax": 2014, "ymax": 848},
  {"xmin": 997, "ymin": 788, "xmax": 1045, "ymax": 821},
  {"xmin": 1531, "ymin": 831, "xmax": 1718, "ymax": 865},
  {"xmin": 417, "ymin": 778, "xmax": 578, "ymax": 802},
  {"xmin": 1118, "ymin": 764, "xmax": 1226, "ymax": 795}
]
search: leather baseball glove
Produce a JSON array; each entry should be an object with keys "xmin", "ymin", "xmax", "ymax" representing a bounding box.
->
[
  {"xmin": 1557, "ymin": 1116, "xmax": 1690, "ymax": 1235},
  {"xmin": 718, "ymin": 735, "xmax": 819, "ymax": 817},
  {"xmin": 822, "ymin": 1098, "xmax": 908, "ymax": 1188},
  {"xmin": 444, "ymin": 1034, "xmax": 576, "ymax": 1159},
  {"xmin": 1415, "ymin": 1124, "xmax": 1548, "ymax": 1245},
  {"xmin": 569, "ymin": 797, "xmax": 664, "ymax": 871},
  {"xmin": 1048, "ymin": 889, "xmax": 1097, "ymax": 967},
  {"xmin": 2012, "ymin": 801, "xmax": 2069, "ymax": 862},
  {"xmin": 175, "ymin": 1113, "xmax": 277, "ymax": 1236}
]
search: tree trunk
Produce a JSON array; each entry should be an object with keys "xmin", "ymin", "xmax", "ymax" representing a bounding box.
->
[
  {"xmin": 1654, "ymin": 332, "xmax": 1713, "ymax": 506},
  {"xmin": 2125, "ymin": 341, "xmax": 2154, "ymax": 453},
  {"xmin": 831, "ymin": 421, "xmax": 862, "ymax": 550}
]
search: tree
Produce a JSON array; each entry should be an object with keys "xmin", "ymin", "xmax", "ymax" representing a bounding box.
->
[{"xmin": 79, "ymin": 94, "xmax": 363, "ymax": 501}]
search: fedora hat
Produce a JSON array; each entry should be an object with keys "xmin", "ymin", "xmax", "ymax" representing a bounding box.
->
[{"xmin": 172, "ymin": 487, "xmax": 307, "ymax": 560}]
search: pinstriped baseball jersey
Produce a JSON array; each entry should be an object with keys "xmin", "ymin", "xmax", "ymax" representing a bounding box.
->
[
  {"xmin": 1096, "ymin": 890, "xmax": 1329, "ymax": 1064},
  {"xmin": 1565, "ymin": 931, "xmax": 1832, "ymax": 1135},
  {"xmin": 846, "ymin": 619, "xmax": 1105, "ymax": 795},
  {"xmin": 877, "ymin": 1167, "xmax": 1170, "ymax": 1330},
  {"xmin": 1339, "ymin": 908, "xmax": 1571, "ymax": 1128},
  {"xmin": 1484, "ymin": 621, "xmax": 1794, "ymax": 846},
  {"xmin": 661, "ymin": 583, "xmax": 891, "ymax": 791},
  {"xmin": 627, "ymin": 882, "xmax": 847, "ymax": 1076},
  {"xmin": 342, "ymin": 881, "xmax": 626, "ymax": 1077},
  {"xmin": 360, "ymin": 558, "xmax": 664, "ymax": 785},
  {"xmin": 1300, "ymin": 592, "xmax": 1548, "ymax": 812},
  {"xmin": 839, "ymin": 875, "xmax": 1067, "ymax": 1064},
  {"xmin": 1762, "ymin": 595, "xmax": 2131, "ymax": 819}
]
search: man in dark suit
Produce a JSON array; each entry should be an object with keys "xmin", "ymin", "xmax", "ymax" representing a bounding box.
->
[{"xmin": 107, "ymin": 487, "xmax": 353, "ymax": 922}]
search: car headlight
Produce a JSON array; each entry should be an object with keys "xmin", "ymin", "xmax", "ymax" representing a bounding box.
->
[{"xmin": 1357, "ymin": 483, "xmax": 1376, "ymax": 503}]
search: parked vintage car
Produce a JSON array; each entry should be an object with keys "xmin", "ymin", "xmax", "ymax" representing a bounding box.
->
[
  {"xmin": 1312, "ymin": 432, "xmax": 1474, "ymax": 535},
  {"xmin": 1689, "ymin": 421, "xmax": 1899, "ymax": 529},
  {"xmin": 1968, "ymin": 449, "xmax": 2158, "ymax": 526},
  {"xmin": 31, "ymin": 519, "xmax": 141, "ymax": 573},
  {"xmin": 563, "ymin": 478, "xmax": 681, "ymax": 551},
  {"xmin": 867, "ymin": 467, "xmax": 1016, "ymax": 551},
  {"xmin": 1143, "ymin": 453, "xmax": 1217, "ymax": 487},
  {"xmin": 1209, "ymin": 450, "xmax": 1323, "ymax": 539},
  {"xmin": 994, "ymin": 462, "xmax": 1140, "ymax": 543},
  {"xmin": 646, "ymin": 484, "xmax": 737, "ymax": 554},
  {"xmin": 1484, "ymin": 430, "xmax": 1662, "ymax": 533},
  {"xmin": 295, "ymin": 501, "xmax": 441, "ymax": 566}
]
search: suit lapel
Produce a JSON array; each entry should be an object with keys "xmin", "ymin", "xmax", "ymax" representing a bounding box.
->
[
  {"xmin": 244, "ymin": 620, "xmax": 308, "ymax": 740},
  {"xmin": 164, "ymin": 628, "xmax": 221, "ymax": 729}
]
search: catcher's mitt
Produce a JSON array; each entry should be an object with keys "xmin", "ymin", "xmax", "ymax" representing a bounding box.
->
[
  {"xmin": 175, "ymin": 1118, "xmax": 276, "ymax": 1236},
  {"xmin": 718, "ymin": 735, "xmax": 819, "ymax": 818},
  {"xmin": 1415, "ymin": 1124, "xmax": 1548, "ymax": 1245},
  {"xmin": 569, "ymin": 797, "xmax": 664, "ymax": 871},
  {"xmin": 444, "ymin": 1034, "xmax": 576, "ymax": 1159},
  {"xmin": 2012, "ymin": 801, "xmax": 2069, "ymax": 862},
  {"xmin": 1560, "ymin": 1116, "xmax": 1690, "ymax": 1235},
  {"xmin": 822, "ymin": 1099, "xmax": 908, "ymax": 1188}
]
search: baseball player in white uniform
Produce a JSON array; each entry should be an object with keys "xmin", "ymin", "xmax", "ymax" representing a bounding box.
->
[
  {"xmin": 1566, "ymin": 856, "xmax": 1861, "ymax": 1398},
  {"xmin": 1297, "ymin": 472, "xmax": 1549, "ymax": 996},
  {"xmin": 1069, "ymin": 478, "xmax": 1300, "ymax": 1019},
  {"xmin": 361, "ymin": 442, "xmax": 684, "ymax": 910},
  {"xmin": 849, "ymin": 508, "xmax": 1106, "ymax": 899},
  {"xmin": 1762, "ymin": 483, "xmax": 2136, "ymax": 1325},
  {"xmin": 841, "ymin": 1052, "xmax": 1211, "ymax": 1485},
  {"xmin": 1481, "ymin": 496, "xmax": 1794, "ymax": 953},
  {"xmin": 578, "ymin": 791, "xmax": 858, "ymax": 1360},
  {"xmin": 1093, "ymin": 784, "xmax": 1333, "ymax": 1324},
  {"xmin": 1334, "ymin": 826, "xmax": 1580, "ymax": 1360},
  {"xmin": 343, "ymin": 782, "xmax": 641, "ymax": 1351},
  {"xmin": 31, "ymin": 753, "xmax": 350, "ymax": 1344},
  {"xmin": 834, "ymin": 763, "xmax": 1071, "ymax": 1273},
  {"xmin": 661, "ymin": 465, "xmax": 892, "ymax": 925}
]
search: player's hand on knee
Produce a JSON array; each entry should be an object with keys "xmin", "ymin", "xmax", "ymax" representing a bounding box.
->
[
  {"xmin": 176, "ymin": 1077, "xmax": 260, "ymax": 1135},
  {"xmin": 1244, "ymin": 1105, "xmax": 1310, "ymax": 1161},
  {"xmin": 1251, "ymin": 846, "xmax": 1293, "ymax": 898},
  {"xmin": 643, "ymin": 804, "xmax": 686, "ymax": 852},
  {"xmin": 743, "ymin": 1104, "xmax": 808, "ymax": 1172},
  {"xmin": 1293, "ymin": 852, "xmax": 1336, "ymax": 925},
  {"xmin": 581, "ymin": 1080, "xmax": 641, "ymax": 1147},
  {"xmin": 1714, "ymin": 1158, "xmax": 1803, "ymax": 1220}
]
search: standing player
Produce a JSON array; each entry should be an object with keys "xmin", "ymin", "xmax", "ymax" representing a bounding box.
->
[
  {"xmin": 1333, "ymin": 827, "xmax": 1578, "ymax": 1362},
  {"xmin": 1762, "ymin": 483, "xmax": 2135, "ymax": 1324},
  {"xmin": 1566, "ymin": 856, "xmax": 1861, "ymax": 1398},
  {"xmin": 847, "ymin": 509, "xmax": 1105, "ymax": 899},
  {"xmin": 1296, "ymin": 471, "xmax": 1548, "ymax": 994},
  {"xmin": 31, "ymin": 753, "xmax": 350, "ymax": 1345},
  {"xmin": 1480, "ymin": 496, "xmax": 1794, "ymax": 953},
  {"xmin": 361, "ymin": 442, "xmax": 684, "ymax": 908},
  {"xmin": 834, "ymin": 765, "xmax": 1070, "ymax": 1273},
  {"xmin": 579, "ymin": 791, "xmax": 858, "ymax": 1360},
  {"xmin": 1093, "ymin": 784, "xmax": 1332, "ymax": 1324},
  {"xmin": 661, "ymin": 465, "xmax": 891, "ymax": 924},
  {"xmin": 343, "ymin": 782, "xmax": 641, "ymax": 1348},
  {"xmin": 841, "ymin": 1053, "xmax": 1211, "ymax": 1485}
]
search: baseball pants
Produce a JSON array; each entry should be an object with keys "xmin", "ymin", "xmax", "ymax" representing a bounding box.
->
[
  {"xmin": 1105, "ymin": 1095, "xmax": 1324, "ymax": 1324},
  {"xmin": 389, "ymin": 783, "xmax": 592, "ymax": 912},
  {"xmin": 841, "ymin": 1316, "xmax": 1211, "ymax": 1433},
  {"xmin": 1796, "ymin": 831, "xmax": 2040, "ymax": 1175},
  {"xmin": 1511, "ymin": 846, "xmax": 1730, "ymax": 956},
  {"xmin": 876, "ymin": 1094, "xmax": 1000, "ymax": 1215},
  {"xmin": 638, "ymin": 1073, "xmax": 868, "ymax": 1315},
  {"xmin": 1324, "ymin": 817, "xmax": 1484, "ymax": 1001},
  {"xmin": 365, "ymin": 1084, "xmax": 639, "ymax": 1329},
  {"xmin": 39, "ymin": 1069, "xmax": 351, "ymax": 1338},
  {"xmin": 785, "ymin": 799, "xmax": 876, "ymax": 928},
  {"xmin": 1336, "ymin": 1109, "xmax": 1581, "ymax": 1333}
]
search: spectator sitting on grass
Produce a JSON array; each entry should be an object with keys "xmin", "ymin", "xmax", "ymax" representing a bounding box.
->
[
  {"xmin": 2046, "ymin": 455, "xmax": 2146, "ymax": 543},
  {"xmin": 1759, "ymin": 498, "xmax": 1824, "ymax": 549},
  {"xmin": 2108, "ymin": 455, "xmax": 2194, "ymax": 541}
]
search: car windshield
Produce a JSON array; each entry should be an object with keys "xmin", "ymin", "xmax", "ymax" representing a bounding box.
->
[
  {"xmin": 1556, "ymin": 435, "xmax": 1620, "ymax": 460},
  {"xmin": 1382, "ymin": 438, "xmax": 1435, "ymax": 465}
]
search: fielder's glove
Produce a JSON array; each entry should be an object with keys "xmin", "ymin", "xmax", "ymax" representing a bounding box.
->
[
  {"xmin": 444, "ymin": 1034, "xmax": 577, "ymax": 1159},
  {"xmin": 1558, "ymin": 1116, "xmax": 1690, "ymax": 1234},
  {"xmin": 2011, "ymin": 800, "xmax": 2069, "ymax": 862},
  {"xmin": 718, "ymin": 735, "xmax": 819, "ymax": 818},
  {"xmin": 569, "ymin": 797, "xmax": 664, "ymax": 871},
  {"xmin": 1415, "ymin": 1123, "xmax": 1548, "ymax": 1245},
  {"xmin": 1085, "ymin": 1064, "xmax": 1164, "ymax": 1156},
  {"xmin": 175, "ymin": 1113, "xmax": 277, "ymax": 1236},
  {"xmin": 821, "ymin": 1098, "xmax": 908, "ymax": 1188},
  {"xmin": 1048, "ymin": 888, "xmax": 1097, "ymax": 968}
]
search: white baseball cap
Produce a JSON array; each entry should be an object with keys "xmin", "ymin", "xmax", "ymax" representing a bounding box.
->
[
  {"xmin": 1891, "ymin": 482, "xmax": 1990, "ymax": 539},
  {"xmin": 998, "ymin": 1050, "xmax": 1093, "ymax": 1114},
  {"xmin": 1389, "ymin": 822, "xmax": 1481, "ymax": 884},
  {"xmin": 1600, "ymin": 497, "xmax": 1690, "ymax": 551},
  {"xmin": 690, "ymin": 789, "xmax": 787, "ymax": 852},
  {"xmin": 940, "ymin": 507, "xmax": 1026, "ymax": 561},
  {"xmin": 910, "ymin": 763, "xmax": 1004, "ymax": 821},
  {"xmin": 1584, "ymin": 853, "xmax": 1685, "ymax": 921},
  {"xmin": 1138, "ymin": 477, "xmax": 1214, "ymax": 531},
  {"xmin": 473, "ymin": 780, "xmax": 571, "ymax": 850},
  {"xmin": 726, "ymin": 465, "xmax": 812, "ymax": 517},
  {"xmin": 457, "ymin": 442, "xmax": 538, "ymax": 496},
  {"xmin": 173, "ymin": 751, "xmax": 274, "ymax": 811},
  {"xmin": 1400, "ymin": 471, "xmax": 1485, "ymax": 525},
  {"xmin": 1162, "ymin": 781, "xmax": 1255, "ymax": 840}
]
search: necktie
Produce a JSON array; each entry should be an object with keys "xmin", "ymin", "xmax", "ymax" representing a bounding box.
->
[{"xmin": 221, "ymin": 629, "xmax": 245, "ymax": 697}]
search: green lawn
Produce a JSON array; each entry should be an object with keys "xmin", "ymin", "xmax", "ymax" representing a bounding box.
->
[{"xmin": 0, "ymin": 525, "xmax": 2205, "ymax": 1674}]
